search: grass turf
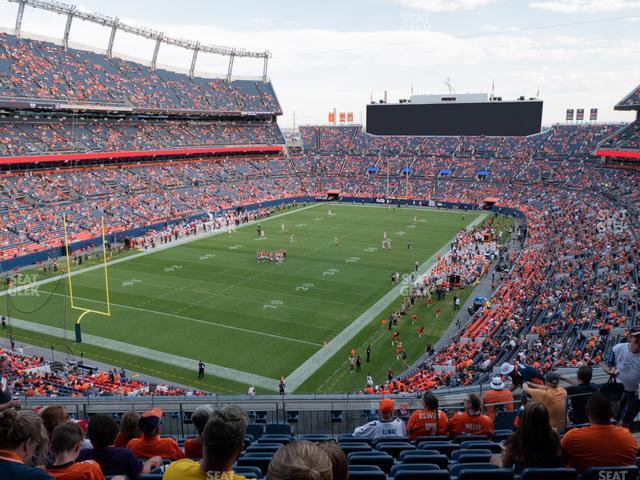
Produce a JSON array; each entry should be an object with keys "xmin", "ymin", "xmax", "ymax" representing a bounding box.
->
[{"xmin": 1, "ymin": 203, "xmax": 480, "ymax": 393}]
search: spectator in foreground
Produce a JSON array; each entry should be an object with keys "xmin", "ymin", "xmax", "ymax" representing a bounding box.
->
[
  {"xmin": 353, "ymin": 398, "xmax": 407, "ymax": 439},
  {"xmin": 45, "ymin": 422, "xmax": 106, "ymax": 480},
  {"xmin": 482, "ymin": 376, "xmax": 514, "ymax": 421},
  {"xmin": 113, "ymin": 411, "xmax": 140, "ymax": 448},
  {"xmin": 0, "ymin": 409, "xmax": 52, "ymax": 479},
  {"xmin": 407, "ymin": 391, "xmax": 449, "ymax": 440},
  {"xmin": 268, "ymin": 440, "xmax": 332, "ymax": 480},
  {"xmin": 492, "ymin": 402, "xmax": 562, "ymax": 472},
  {"xmin": 449, "ymin": 394, "xmax": 494, "ymax": 438},
  {"xmin": 316, "ymin": 441, "xmax": 348, "ymax": 480},
  {"xmin": 184, "ymin": 404, "xmax": 213, "ymax": 459},
  {"xmin": 163, "ymin": 405, "xmax": 248, "ymax": 480},
  {"xmin": 0, "ymin": 354, "xmax": 20, "ymax": 413},
  {"xmin": 523, "ymin": 372, "xmax": 567, "ymax": 431},
  {"xmin": 79, "ymin": 414, "xmax": 161, "ymax": 479},
  {"xmin": 601, "ymin": 326, "xmax": 640, "ymax": 428},
  {"xmin": 126, "ymin": 408, "xmax": 184, "ymax": 461},
  {"xmin": 561, "ymin": 392, "xmax": 639, "ymax": 473},
  {"xmin": 560, "ymin": 365, "xmax": 598, "ymax": 425}
]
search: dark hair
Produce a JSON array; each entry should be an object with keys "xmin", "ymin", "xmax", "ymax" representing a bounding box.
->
[
  {"xmin": 577, "ymin": 366, "xmax": 592, "ymax": 384},
  {"xmin": 87, "ymin": 414, "xmax": 118, "ymax": 449},
  {"xmin": 50, "ymin": 422, "xmax": 83, "ymax": 455},
  {"xmin": 586, "ymin": 392, "xmax": 613, "ymax": 424},
  {"xmin": 0, "ymin": 410, "xmax": 49, "ymax": 462},
  {"xmin": 202, "ymin": 405, "xmax": 247, "ymax": 472},
  {"xmin": 191, "ymin": 405, "xmax": 213, "ymax": 436},
  {"xmin": 316, "ymin": 441, "xmax": 348, "ymax": 480},
  {"xmin": 119, "ymin": 411, "xmax": 141, "ymax": 442},
  {"xmin": 507, "ymin": 402, "xmax": 560, "ymax": 466},
  {"xmin": 268, "ymin": 440, "xmax": 332, "ymax": 480},
  {"xmin": 467, "ymin": 394, "xmax": 481, "ymax": 412},
  {"xmin": 423, "ymin": 392, "xmax": 439, "ymax": 410}
]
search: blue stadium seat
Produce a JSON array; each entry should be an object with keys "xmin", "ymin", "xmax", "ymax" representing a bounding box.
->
[
  {"xmin": 348, "ymin": 452, "xmax": 395, "ymax": 473},
  {"xmin": 234, "ymin": 466, "xmax": 262, "ymax": 478},
  {"xmin": 492, "ymin": 430, "xmax": 514, "ymax": 442},
  {"xmin": 458, "ymin": 468, "xmax": 514, "ymax": 480},
  {"xmin": 246, "ymin": 423, "xmax": 264, "ymax": 440},
  {"xmin": 455, "ymin": 453, "xmax": 494, "ymax": 464},
  {"xmin": 402, "ymin": 453, "xmax": 448, "ymax": 469},
  {"xmin": 450, "ymin": 463, "xmax": 501, "ymax": 476},
  {"xmin": 339, "ymin": 434, "xmax": 372, "ymax": 445},
  {"xmin": 286, "ymin": 411, "xmax": 299, "ymax": 424},
  {"xmin": 254, "ymin": 411, "xmax": 268, "ymax": 424},
  {"xmin": 331, "ymin": 410, "xmax": 344, "ymax": 423},
  {"xmin": 236, "ymin": 453, "xmax": 273, "ymax": 476},
  {"xmin": 417, "ymin": 442, "xmax": 460, "ymax": 457},
  {"xmin": 454, "ymin": 434, "xmax": 489, "ymax": 444},
  {"xmin": 459, "ymin": 441, "xmax": 503, "ymax": 453},
  {"xmin": 245, "ymin": 443, "xmax": 283, "ymax": 454},
  {"xmin": 493, "ymin": 411, "xmax": 518, "ymax": 430},
  {"xmin": 394, "ymin": 470, "xmax": 451, "ymax": 480},
  {"xmin": 339, "ymin": 442, "xmax": 373, "ymax": 455},
  {"xmin": 417, "ymin": 435, "xmax": 451, "ymax": 443},
  {"xmin": 349, "ymin": 470, "xmax": 386, "ymax": 480},
  {"xmin": 391, "ymin": 463, "xmax": 441, "ymax": 476},
  {"xmin": 374, "ymin": 435, "xmax": 411, "ymax": 445},
  {"xmin": 265, "ymin": 424, "xmax": 292, "ymax": 435},
  {"xmin": 299, "ymin": 434, "xmax": 331, "ymax": 442},
  {"xmin": 399, "ymin": 449, "xmax": 441, "ymax": 461},
  {"xmin": 376, "ymin": 441, "xmax": 415, "ymax": 458},
  {"xmin": 582, "ymin": 467, "xmax": 639, "ymax": 480},
  {"xmin": 349, "ymin": 465, "xmax": 384, "ymax": 472},
  {"xmin": 520, "ymin": 468, "xmax": 579, "ymax": 480},
  {"xmin": 139, "ymin": 476, "xmax": 162, "ymax": 480},
  {"xmin": 257, "ymin": 434, "xmax": 292, "ymax": 444},
  {"xmin": 451, "ymin": 449, "xmax": 493, "ymax": 461}
]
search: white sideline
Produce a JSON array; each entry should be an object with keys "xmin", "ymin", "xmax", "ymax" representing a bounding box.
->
[
  {"xmin": 6, "ymin": 317, "xmax": 280, "ymax": 390},
  {"xmin": 284, "ymin": 213, "xmax": 488, "ymax": 392},
  {"xmin": 0, "ymin": 202, "xmax": 320, "ymax": 298}
]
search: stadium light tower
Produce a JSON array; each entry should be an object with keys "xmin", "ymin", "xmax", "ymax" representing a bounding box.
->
[{"xmin": 9, "ymin": 0, "xmax": 273, "ymax": 82}]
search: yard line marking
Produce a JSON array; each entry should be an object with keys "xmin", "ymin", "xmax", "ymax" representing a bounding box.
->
[
  {"xmin": 0, "ymin": 202, "xmax": 320, "ymax": 298},
  {"xmin": 284, "ymin": 213, "xmax": 488, "ymax": 392},
  {"xmin": 5, "ymin": 316, "xmax": 279, "ymax": 391},
  {"xmin": 46, "ymin": 291, "xmax": 322, "ymax": 347}
]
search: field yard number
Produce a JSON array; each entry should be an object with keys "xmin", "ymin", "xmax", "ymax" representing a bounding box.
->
[
  {"xmin": 407, "ymin": 225, "xmax": 417, "ymax": 229},
  {"xmin": 418, "ymin": 219, "xmax": 426, "ymax": 223},
  {"xmin": 263, "ymin": 299, "xmax": 284, "ymax": 310},
  {"xmin": 296, "ymin": 283, "xmax": 315, "ymax": 292},
  {"xmin": 395, "ymin": 231, "xmax": 406, "ymax": 236},
  {"xmin": 296, "ymin": 223, "xmax": 307, "ymax": 227},
  {"xmin": 199, "ymin": 254, "xmax": 216, "ymax": 260},
  {"xmin": 313, "ymin": 217, "xmax": 323, "ymax": 221},
  {"xmin": 323, "ymin": 268, "xmax": 340, "ymax": 276},
  {"xmin": 122, "ymin": 279, "xmax": 142, "ymax": 287},
  {"xmin": 345, "ymin": 257, "xmax": 360, "ymax": 264},
  {"xmin": 228, "ymin": 245, "xmax": 242, "ymax": 250},
  {"xmin": 364, "ymin": 247, "xmax": 378, "ymax": 253},
  {"xmin": 164, "ymin": 265, "xmax": 183, "ymax": 272}
]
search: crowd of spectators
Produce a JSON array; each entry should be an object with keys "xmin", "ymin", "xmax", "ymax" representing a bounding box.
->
[{"xmin": 0, "ymin": 33, "xmax": 280, "ymax": 114}]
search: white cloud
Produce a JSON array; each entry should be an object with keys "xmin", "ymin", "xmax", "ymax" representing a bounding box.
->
[
  {"xmin": 530, "ymin": 0, "xmax": 640, "ymax": 13},
  {"xmin": 386, "ymin": 0, "xmax": 497, "ymax": 12}
]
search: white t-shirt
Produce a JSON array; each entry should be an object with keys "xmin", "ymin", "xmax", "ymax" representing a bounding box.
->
[
  {"xmin": 610, "ymin": 343, "xmax": 640, "ymax": 392},
  {"xmin": 353, "ymin": 418, "xmax": 407, "ymax": 439}
]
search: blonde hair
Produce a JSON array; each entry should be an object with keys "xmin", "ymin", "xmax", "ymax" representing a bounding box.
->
[
  {"xmin": 0, "ymin": 410, "xmax": 49, "ymax": 464},
  {"xmin": 119, "ymin": 411, "xmax": 141, "ymax": 443},
  {"xmin": 39, "ymin": 405, "xmax": 68, "ymax": 438},
  {"xmin": 268, "ymin": 440, "xmax": 332, "ymax": 480}
]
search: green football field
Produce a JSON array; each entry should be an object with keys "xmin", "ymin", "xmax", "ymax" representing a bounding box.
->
[{"xmin": 0, "ymin": 203, "xmax": 484, "ymax": 394}]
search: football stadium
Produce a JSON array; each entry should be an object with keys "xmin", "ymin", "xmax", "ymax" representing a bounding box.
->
[{"xmin": 0, "ymin": 0, "xmax": 640, "ymax": 478}]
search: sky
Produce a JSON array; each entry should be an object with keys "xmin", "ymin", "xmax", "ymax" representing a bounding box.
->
[{"xmin": 0, "ymin": 0, "xmax": 639, "ymax": 129}]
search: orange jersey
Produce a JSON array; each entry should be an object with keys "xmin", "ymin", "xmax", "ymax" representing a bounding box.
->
[
  {"xmin": 482, "ymin": 389, "xmax": 514, "ymax": 421},
  {"xmin": 46, "ymin": 460, "xmax": 105, "ymax": 480},
  {"xmin": 127, "ymin": 435, "xmax": 185, "ymax": 461},
  {"xmin": 407, "ymin": 409, "xmax": 449, "ymax": 440},
  {"xmin": 448, "ymin": 411, "xmax": 494, "ymax": 438}
]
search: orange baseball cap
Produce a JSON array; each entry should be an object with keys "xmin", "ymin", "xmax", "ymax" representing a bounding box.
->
[
  {"xmin": 379, "ymin": 398, "xmax": 395, "ymax": 414},
  {"xmin": 142, "ymin": 407, "xmax": 163, "ymax": 418}
]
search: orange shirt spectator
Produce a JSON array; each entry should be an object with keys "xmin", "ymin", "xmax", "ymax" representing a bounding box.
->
[
  {"xmin": 482, "ymin": 377, "xmax": 514, "ymax": 421},
  {"xmin": 46, "ymin": 460, "xmax": 104, "ymax": 480},
  {"xmin": 126, "ymin": 408, "xmax": 185, "ymax": 461},
  {"xmin": 407, "ymin": 393, "xmax": 449, "ymax": 441},
  {"xmin": 449, "ymin": 394, "xmax": 494, "ymax": 438}
]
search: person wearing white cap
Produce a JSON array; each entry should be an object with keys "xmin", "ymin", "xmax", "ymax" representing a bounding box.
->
[
  {"xmin": 499, "ymin": 362, "xmax": 545, "ymax": 392},
  {"xmin": 482, "ymin": 376, "xmax": 514, "ymax": 421}
]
